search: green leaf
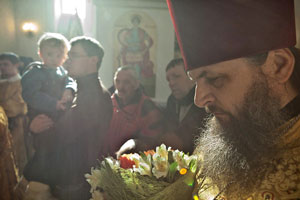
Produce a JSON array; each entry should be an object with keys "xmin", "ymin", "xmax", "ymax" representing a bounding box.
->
[
  {"xmin": 167, "ymin": 162, "xmax": 178, "ymax": 182},
  {"xmin": 140, "ymin": 151, "xmax": 147, "ymax": 161},
  {"xmin": 189, "ymin": 159, "xmax": 197, "ymax": 173}
]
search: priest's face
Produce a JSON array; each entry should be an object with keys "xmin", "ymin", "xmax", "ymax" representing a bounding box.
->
[
  {"xmin": 189, "ymin": 56, "xmax": 287, "ymax": 197},
  {"xmin": 189, "ymin": 57, "xmax": 261, "ymax": 125}
]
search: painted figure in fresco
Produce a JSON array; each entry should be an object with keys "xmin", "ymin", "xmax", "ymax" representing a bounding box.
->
[{"xmin": 118, "ymin": 15, "xmax": 154, "ymax": 78}]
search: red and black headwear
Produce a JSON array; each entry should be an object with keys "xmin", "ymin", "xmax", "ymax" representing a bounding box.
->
[{"xmin": 167, "ymin": 0, "xmax": 296, "ymax": 71}]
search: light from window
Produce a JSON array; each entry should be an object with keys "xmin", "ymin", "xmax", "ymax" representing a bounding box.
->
[{"xmin": 55, "ymin": 0, "xmax": 86, "ymax": 20}]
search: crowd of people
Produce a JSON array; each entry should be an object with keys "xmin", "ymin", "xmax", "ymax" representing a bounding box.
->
[
  {"xmin": 1, "ymin": 0, "xmax": 300, "ymax": 199},
  {"xmin": 0, "ymin": 31, "xmax": 206, "ymax": 199}
]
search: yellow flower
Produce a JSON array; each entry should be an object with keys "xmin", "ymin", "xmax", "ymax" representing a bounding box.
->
[
  {"xmin": 130, "ymin": 153, "xmax": 141, "ymax": 168},
  {"xmin": 85, "ymin": 167, "xmax": 101, "ymax": 192},
  {"xmin": 134, "ymin": 154, "xmax": 152, "ymax": 176},
  {"xmin": 173, "ymin": 149, "xmax": 196, "ymax": 170},
  {"xmin": 152, "ymin": 144, "xmax": 169, "ymax": 178}
]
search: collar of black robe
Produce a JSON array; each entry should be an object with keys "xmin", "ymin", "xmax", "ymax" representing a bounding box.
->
[
  {"xmin": 281, "ymin": 95, "xmax": 300, "ymax": 119},
  {"xmin": 76, "ymin": 72, "xmax": 99, "ymax": 90}
]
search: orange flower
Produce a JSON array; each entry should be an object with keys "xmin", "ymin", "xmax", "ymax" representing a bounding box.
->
[{"xmin": 144, "ymin": 150, "xmax": 155, "ymax": 156}]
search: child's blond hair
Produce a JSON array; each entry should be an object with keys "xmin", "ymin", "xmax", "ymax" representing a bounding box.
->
[{"xmin": 38, "ymin": 32, "xmax": 70, "ymax": 53}]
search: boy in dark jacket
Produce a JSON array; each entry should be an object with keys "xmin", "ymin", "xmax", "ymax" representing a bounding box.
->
[{"xmin": 22, "ymin": 32, "xmax": 77, "ymax": 184}]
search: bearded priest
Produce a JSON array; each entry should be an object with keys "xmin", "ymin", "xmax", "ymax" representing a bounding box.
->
[{"xmin": 167, "ymin": 0, "xmax": 300, "ymax": 199}]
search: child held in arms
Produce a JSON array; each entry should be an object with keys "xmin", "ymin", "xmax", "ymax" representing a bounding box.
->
[
  {"xmin": 21, "ymin": 32, "xmax": 77, "ymax": 122},
  {"xmin": 22, "ymin": 32, "xmax": 77, "ymax": 184}
]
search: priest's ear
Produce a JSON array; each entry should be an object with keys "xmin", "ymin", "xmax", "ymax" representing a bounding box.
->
[
  {"xmin": 287, "ymin": 47, "xmax": 300, "ymax": 93},
  {"xmin": 262, "ymin": 48, "xmax": 295, "ymax": 84}
]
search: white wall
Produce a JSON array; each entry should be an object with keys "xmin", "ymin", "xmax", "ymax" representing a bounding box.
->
[
  {"xmin": 2, "ymin": 0, "xmax": 300, "ymax": 104},
  {"xmin": 0, "ymin": 0, "xmax": 16, "ymax": 53},
  {"xmin": 94, "ymin": 0, "xmax": 173, "ymax": 103},
  {"xmin": 0, "ymin": 0, "xmax": 55, "ymax": 60}
]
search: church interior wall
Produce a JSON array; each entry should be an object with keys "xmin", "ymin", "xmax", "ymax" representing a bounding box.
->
[{"xmin": 1, "ymin": 0, "xmax": 300, "ymax": 103}]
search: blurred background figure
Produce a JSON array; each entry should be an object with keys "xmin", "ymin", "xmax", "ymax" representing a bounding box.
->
[
  {"xmin": 0, "ymin": 52, "xmax": 28, "ymax": 174},
  {"xmin": 0, "ymin": 105, "xmax": 26, "ymax": 200},
  {"xmin": 18, "ymin": 56, "xmax": 34, "ymax": 76},
  {"xmin": 162, "ymin": 58, "xmax": 207, "ymax": 154},
  {"xmin": 25, "ymin": 36, "xmax": 112, "ymax": 200},
  {"xmin": 104, "ymin": 65, "xmax": 164, "ymax": 158},
  {"xmin": 22, "ymin": 33, "xmax": 77, "ymax": 186}
]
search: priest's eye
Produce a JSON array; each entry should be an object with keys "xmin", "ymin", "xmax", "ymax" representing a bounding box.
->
[{"xmin": 206, "ymin": 76, "xmax": 225, "ymax": 88}]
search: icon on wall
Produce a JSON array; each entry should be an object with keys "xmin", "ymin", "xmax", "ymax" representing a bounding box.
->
[{"xmin": 114, "ymin": 11, "xmax": 157, "ymax": 97}]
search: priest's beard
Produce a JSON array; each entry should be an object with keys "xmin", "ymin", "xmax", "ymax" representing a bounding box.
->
[{"xmin": 195, "ymin": 74, "xmax": 289, "ymax": 198}]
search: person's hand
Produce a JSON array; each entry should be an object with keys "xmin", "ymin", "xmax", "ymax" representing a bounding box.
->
[
  {"xmin": 61, "ymin": 89, "xmax": 74, "ymax": 104},
  {"xmin": 115, "ymin": 139, "xmax": 136, "ymax": 159},
  {"xmin": 29, "ymin": 114, "xmax": 54, "ymax": 134},
  {"xmin": 57, "ymin": 89, "xmax": 74, "ymax": 111},
  {"xmin": 56, "ymin": 100, "xmax": 66, "ymax": 111},
  {"xmin": 24, "ymin": 181, "xmax": 58, "ymax": 200}
]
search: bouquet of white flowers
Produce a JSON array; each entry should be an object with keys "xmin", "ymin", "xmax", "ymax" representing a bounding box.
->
[{"xmin": 85, "ymin": 144, "xmax": 198, "ymax": 200}]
